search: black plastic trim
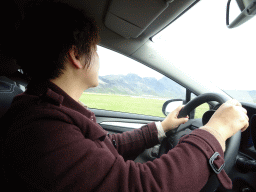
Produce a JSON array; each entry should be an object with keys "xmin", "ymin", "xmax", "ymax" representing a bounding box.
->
[{"xmin": 90, "ymin": 108, "xmax": 164, "ymax": 122}]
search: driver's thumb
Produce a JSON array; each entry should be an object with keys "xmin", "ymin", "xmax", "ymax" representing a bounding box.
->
[
  {"xmin": 176, "ymin": 105, "xmax": 185, "ymax": 112},
  {"xmin": 177, "ymin": 117, "xmax": 189, "ymax": 125},
  {"xmin": 175, "ymin": 105, "xmax": 188, "ymax": 124}
]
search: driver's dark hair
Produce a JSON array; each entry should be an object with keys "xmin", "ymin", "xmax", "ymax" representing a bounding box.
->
[{"xmin": 15, "ymin": 1, "xmax": 100, "ymax": 82}]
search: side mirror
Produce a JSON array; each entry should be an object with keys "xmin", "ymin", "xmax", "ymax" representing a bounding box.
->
[
  {"xmin": 226, "ymin": 0, "xmax": 256, "ymax": 28},
  {"xmin": 162, "ymin": 99, "xmax": 185, "ymax": 116}
]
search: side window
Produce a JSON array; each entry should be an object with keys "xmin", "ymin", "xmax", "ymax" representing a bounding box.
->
[
  {"xmin": 79, "ymin": 46, "xmax": 186, "ymax": 117},
  {"xmin": 191, "ymin": 93, "xmax": 210, "ymax": 119}
]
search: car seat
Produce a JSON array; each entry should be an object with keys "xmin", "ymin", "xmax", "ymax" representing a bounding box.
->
[
  {"xmin": 0, "ymin": 76, "xmax": 24, "ymax": 118},
  {"xmin": 0, "ymin": 74, "xmax": 25, "ymax": 185}
]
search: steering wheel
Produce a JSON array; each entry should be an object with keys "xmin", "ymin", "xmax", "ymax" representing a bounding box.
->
[{"xmin": 158, "ymin": 93, "xmax": 241, "ymax": 192}]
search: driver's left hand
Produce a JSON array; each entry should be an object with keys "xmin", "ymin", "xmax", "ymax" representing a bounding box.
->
[{"xmin": 161, "ymin": 105, "xmax": 189, "ymax": 132}]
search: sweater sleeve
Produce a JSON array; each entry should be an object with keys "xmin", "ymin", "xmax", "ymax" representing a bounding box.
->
[
  {"xmin": 107, "ymin": 122, "xmax": 160, "ymax": 160},
  {"xmin": 4, "ymin": 120, "xmax": 230, "ymax": 192}
]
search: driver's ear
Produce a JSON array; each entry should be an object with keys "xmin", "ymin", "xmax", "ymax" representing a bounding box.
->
[{"xmin": 67, "ymin": 45, "xmax": 83, "ymax": 69}]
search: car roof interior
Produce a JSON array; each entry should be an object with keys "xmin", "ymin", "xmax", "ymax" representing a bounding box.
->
[{"xmin": 0, "ymin": 0, "xmax": 199, "ymax": 78}]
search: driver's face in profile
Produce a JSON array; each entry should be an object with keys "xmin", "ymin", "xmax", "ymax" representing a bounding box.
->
[{"xmin": 81, "ymin": 50, "xmax": 100, "ymax": 89}]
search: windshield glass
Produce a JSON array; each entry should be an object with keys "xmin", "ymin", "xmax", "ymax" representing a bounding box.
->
[{"xmin": 153, "ymin": 0, "xmax": 256, "ymax": 103}]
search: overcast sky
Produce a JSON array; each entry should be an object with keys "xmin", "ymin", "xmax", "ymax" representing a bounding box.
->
[{"xmin": 97, "ymin": 0, "xmax": 256, "ymax": 91}]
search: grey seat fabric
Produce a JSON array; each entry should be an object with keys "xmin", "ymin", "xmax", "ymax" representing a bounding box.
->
[{"xmin": 0, "ymin": 76, "xmax": 23, "ymax": 119}]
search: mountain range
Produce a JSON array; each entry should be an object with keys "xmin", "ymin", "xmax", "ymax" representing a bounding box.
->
[{"xmin": 85, "ymin": 73, "xmax": 256, "ymax": 103}]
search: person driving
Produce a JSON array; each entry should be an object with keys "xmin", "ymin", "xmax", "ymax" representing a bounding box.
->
[{"xmin": 2, "ymin": 2, "xmax": 249, "ymax": 192}]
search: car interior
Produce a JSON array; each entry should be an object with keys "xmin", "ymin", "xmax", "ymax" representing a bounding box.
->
[{"xmin": 1, "ymin": 0, "xmax": 256, "ymax": 191}]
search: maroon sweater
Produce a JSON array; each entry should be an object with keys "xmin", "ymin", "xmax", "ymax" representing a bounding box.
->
[{"xmin": 3, "ymin": 80, "xmax": 231, "ymax": 191}]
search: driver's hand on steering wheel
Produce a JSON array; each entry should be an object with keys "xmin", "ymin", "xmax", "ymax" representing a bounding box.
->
[
  {"xmin": 161, "ymin": 105, "xmax": 189, "ymax": 133},
  {"xmin": 203, "ymin": 99, "xmax": 249, "ymax": 142}
]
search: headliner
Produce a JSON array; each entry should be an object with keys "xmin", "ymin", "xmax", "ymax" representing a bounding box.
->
[{"xmin": 11, "ymin": 0, "xmax": 199, "ymax": 57}]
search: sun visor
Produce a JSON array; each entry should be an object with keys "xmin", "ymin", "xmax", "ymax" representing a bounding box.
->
[{"xmin": 105, "ymin": 0, "xmax": 173, "ymax": 38}]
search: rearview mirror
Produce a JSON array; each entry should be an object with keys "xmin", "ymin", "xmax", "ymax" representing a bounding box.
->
[
  {"xmin": 226, "ymin": 0, "xmax": 256, "ymax": 28},
  {"xmin": 162, "ymin": 99, "xmax": 184, "ymax": 116}
]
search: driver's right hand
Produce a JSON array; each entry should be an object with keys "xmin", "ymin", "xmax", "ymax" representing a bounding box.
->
[{"xmin": 203, "ymin": 99, "xmax": 249, "ymax": 142}]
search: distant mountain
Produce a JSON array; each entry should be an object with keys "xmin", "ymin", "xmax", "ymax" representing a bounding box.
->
[
  {"xmin": 85, "ymin": 73, "xmax": 256, "ymax": 103},
  {"xmin": 86, "ymin": 73, "xmax": 186, "ymax": 99}
]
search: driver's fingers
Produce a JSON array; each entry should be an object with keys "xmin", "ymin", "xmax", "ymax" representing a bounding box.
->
[
  {"xmin": 237, "ymin": 106, "xmax": 248, "ymax": 121},
  {"xmin": 226, "ymin": 99, "xmax": 242, "ymax": 107},
  {"xmin": 176, "ymin": 105, "xmax": 185, "ymax": 113},
  {"xmin": 236, "ymin": 106, "xmax": 247, "ymax": 114},
  {"xmin": 241, "ymin": 120, "xmax": 249, "ymax": 132},
  {"xmin": 239, "ymin": 108, "xmax": 249, "ymax": 121},
  {"xmin": 236, "ymin": 101, "xmax": 242, "ymax": 107},
  {"xmin": 241, "ymin": 107, "xmax": 247, "ymax": 114},
  {"xmin": 244, "ymin": 113, "xmax": 249, "ymax": 122},
  {"xmin": 240, "ymin": 112, "xmax": 249, "ymax": 131},
  {"xmin": 242, "ymin": 107, "xmax": 248, "ymax": 115}
]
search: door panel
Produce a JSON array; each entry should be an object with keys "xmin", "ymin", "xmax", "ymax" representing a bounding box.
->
[
  {"xmin": 91, "ymin": 108, "xmax": 164, "ymax": 162},
  {"xmin": 91, "ymin": 108, "xmax": 164, "ymax": 133}
]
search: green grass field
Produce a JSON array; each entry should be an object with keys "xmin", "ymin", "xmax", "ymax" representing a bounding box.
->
[{"xmin": 79, "ymin": 93, "xmax": 209, "ymax": 118}]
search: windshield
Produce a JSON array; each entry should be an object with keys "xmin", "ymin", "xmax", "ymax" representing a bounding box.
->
[{"xmin": 153, "ymin": 0, "xmax": 256, "ymax": 103}]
